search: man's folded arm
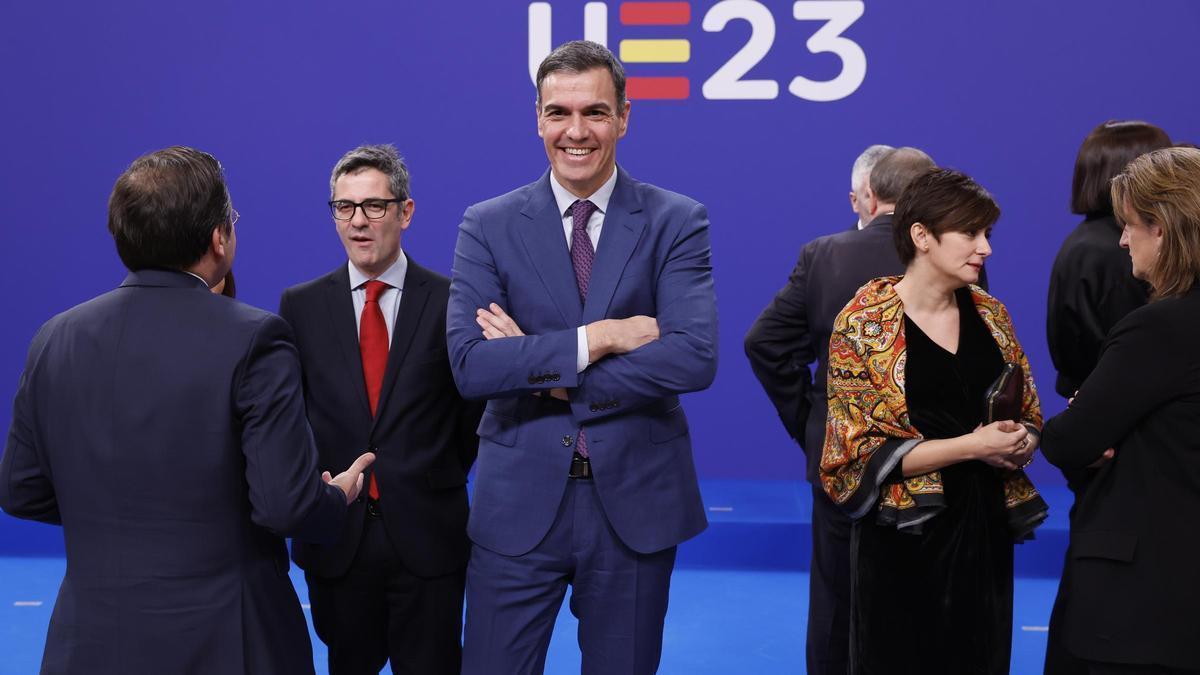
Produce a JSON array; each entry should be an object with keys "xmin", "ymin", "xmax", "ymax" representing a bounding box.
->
[
  {"xmin": 448, "ymin": 206, "xmax": 580, "ymax": 400},
  {"xmin": 570, "ymin": 204, "xmax": 718, "ymax": 421}
]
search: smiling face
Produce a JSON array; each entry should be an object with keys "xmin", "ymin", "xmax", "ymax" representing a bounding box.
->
[
  {"xmin": 1118, "ymin": 200, "xmax": 1164, "ymax": 281},
  {"xmin": 333, "ymin": 168, "xmax": 413, "ymax": 278},
  {"xmin": 537, "ymin": 67, "xmax": 630, "ymax": 198}
]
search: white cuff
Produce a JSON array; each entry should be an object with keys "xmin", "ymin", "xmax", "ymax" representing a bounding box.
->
[{"xmin": 576, "ymin": 326, "xmax": 589, "ymax": 373}]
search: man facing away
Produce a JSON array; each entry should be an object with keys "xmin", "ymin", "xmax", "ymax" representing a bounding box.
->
[
  {"xmin": 280, "ymin": 144, "xmax": 482, "ymax": 674},
  {"xmin": 744, "ymin": 146, "xmax": 939, "ymax": 675},
  {"xmin": 447, "ymin": 40, "xmax": 718, "ymax": 674},
  {"xmin": 849, "ymin": 144, "xmax": 894, "ymax": 229},
  {"xmin": 0, "ymin": 146, "xmax": 372, "ymax": 675}
]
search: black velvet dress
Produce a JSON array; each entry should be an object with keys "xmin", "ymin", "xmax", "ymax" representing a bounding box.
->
[{"xmin": 850, "ymin": 287, "xmax": 1012, "ymax": 675}]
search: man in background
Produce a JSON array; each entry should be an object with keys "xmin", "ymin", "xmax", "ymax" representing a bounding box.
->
[
  {"xmin": 280, "ymin": 144, "xmax": 481, "ymax": 675},
  {"xmin": 849, "ymin": 144, "xmax": 894, "ymax": 229},
  {"xmin": 0, "ymin": 146, "xmax": 372, "ymax": 675},
  {"xmin": 745, "ymin": 146, "xmax": 938, "ymax": 675}
]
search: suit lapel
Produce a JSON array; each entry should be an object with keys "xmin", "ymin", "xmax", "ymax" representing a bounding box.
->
[
  {"xmin": 583, "ymin": 168, "xmax": 645, "ymax": 324},
  {"xmin": 371, "ymin": 256, "xmax": 431, "ymax": 432},
  {"xmin": 324, "ymin": 266, "xmax": 373, "ymax": 420},
  {"xmin": 516, "ymin": 173, "xmax": 584, "ymax": 327}
]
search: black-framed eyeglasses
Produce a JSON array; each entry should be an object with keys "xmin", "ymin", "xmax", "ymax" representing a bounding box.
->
[{"xmin": 328, "ymin": 198, "xmax": 404, "ymax": 221}]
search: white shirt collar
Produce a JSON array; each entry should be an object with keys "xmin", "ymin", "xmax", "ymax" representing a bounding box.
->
[
  {"xmin": 184, "ymin": 271, "xmax": 211, "ymax": 288},
  {"xmin": 348, "ymin": 250, "xmax": 408, "ymax": 291},
  {"xmin": 549, "ymin": 168, "xmax": 618, "ymax": 218}
]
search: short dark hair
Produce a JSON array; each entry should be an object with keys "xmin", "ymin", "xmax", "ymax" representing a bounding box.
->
[
  {"xmin": 330, "ymin": 144, "xmax": 411, "ymax": 201},
  {"xmin": 893, "ymin": 169, "xmax": 1000, "ymax": 265},
  {"xmin": 1071, "ymin": 120, "xmax": 1171, "ymax": 217},
  {"xmin": 869, "ymin": 147, "xmax": 936, "ymax": 204},
  {"xmin": 107, "ymin": 146, "xmax": 231, "ymax": 272},
  {"xmin": 536, "ymin": 40, "xmax": 626, "ymax": 110}
]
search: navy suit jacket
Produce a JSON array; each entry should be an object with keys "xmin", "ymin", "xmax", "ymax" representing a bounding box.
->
[
  {"xmin": 281, "ymin": 258, "xmax": 481, "ymax": 579},
  {"xmin": 0, "ymin": 269, "xmax": 346, "ymax": 675},
  {"xmin": 447, "ymin": 168, "xmax": 718, "ymax": 556}
]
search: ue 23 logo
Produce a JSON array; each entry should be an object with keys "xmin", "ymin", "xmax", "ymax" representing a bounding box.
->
[{"xmin": 528, "ymin": 0, "xmax": 867, "ymax": 101}]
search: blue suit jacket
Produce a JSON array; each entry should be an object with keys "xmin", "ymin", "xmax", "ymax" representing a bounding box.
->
[
  {"xmin": 0, "ymin": 269, "xmax": 346, "ymax": 675},
  {"xmin": 448, "ymin": 168, "xmax": 717, "ymax": 556}
]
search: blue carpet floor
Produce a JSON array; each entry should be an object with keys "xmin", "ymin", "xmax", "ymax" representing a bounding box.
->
[
  {"xmin": 0, "ymin": 480, "xmax": 1072, "ymax": 673},
  {"xmin": 0, "ymin": 558, "xmax": 1058, "ymax": 674}
]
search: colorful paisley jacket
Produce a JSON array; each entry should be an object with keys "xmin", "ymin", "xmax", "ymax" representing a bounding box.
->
[{"xmin": 820, "ymin": 277, "xmax": 1048, "ymax": 540}]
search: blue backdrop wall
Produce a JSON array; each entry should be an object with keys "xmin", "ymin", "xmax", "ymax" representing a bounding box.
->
[{"xmin": 2, "ymin": 0, "xmax": 1198, "ymax": 493}]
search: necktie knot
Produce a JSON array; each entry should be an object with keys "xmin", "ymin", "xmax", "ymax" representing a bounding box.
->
[
  {"xmin": 364, "ymin": 279, "xmax": 389, "ymax": 303},
  {"xmin": 571, "ymin": 199, "xmax": 598, "ymax": 232}
]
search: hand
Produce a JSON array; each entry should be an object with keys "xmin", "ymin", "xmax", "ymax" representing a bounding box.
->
[
  {"xmin": 586, "ymin": 316, "xmax": 659, "ymax": 362},
  {"xmin": 323, "ymin": 452, "xmax": 376, "ymax": 505},
  {"xmin": 477, "ymin": 303, "xmax": 524, "ymax": 339},
  {"xmin": 970, "ymin": 420, "xmax": 1030, "ymax": 471},
  {"xmin": 1087, "ymin": 448, "xmax": 1115, "ymax": 469}
]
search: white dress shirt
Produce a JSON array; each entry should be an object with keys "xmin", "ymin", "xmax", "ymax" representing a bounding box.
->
[
  {"xmin": 548, "ymin": 169, "xmax": 618, "ymax": 373},
  {"xmin": 349, "ymin": 251, "xmax": 408, "ymax": 345}
]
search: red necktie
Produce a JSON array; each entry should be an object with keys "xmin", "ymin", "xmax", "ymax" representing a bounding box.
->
[
  {"xmin": 360, "ymin": 280, "xmax": 389, "ymax": 499},
  {"xmin": 570, "ymin": 200, "xmax": 598, "ymax": 457}
]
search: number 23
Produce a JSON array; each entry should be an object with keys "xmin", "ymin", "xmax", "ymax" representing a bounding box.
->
[{"xmin": 702, "ymin": 0, "xmax": 866, "ymax": 101}]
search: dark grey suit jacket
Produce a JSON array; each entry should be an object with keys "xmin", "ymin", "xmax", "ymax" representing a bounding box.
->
[{"xmin": 0, "ymin": 269, "xmax": 346, "ymax": 675}]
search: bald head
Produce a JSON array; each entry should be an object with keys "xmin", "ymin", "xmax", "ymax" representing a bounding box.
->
[{"xmin": 869, "ymin": 147, "xmax": 936, "ymax": 209}]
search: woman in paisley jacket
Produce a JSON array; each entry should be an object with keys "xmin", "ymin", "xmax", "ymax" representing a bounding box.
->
[{"xmin": 821, "ymin": 168, "xmax": 1049, "ymax": 674}]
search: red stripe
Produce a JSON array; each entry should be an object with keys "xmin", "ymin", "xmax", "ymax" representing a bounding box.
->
[
  {"xmin": 627, "ymin": 77, "xmax": 689, "ymax": 100},
  {"xmin": 620, "ymin": 2, "xmax": 690, "ymax": 25}
]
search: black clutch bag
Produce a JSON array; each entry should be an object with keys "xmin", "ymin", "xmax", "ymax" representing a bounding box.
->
[{"xmin": 984, "ymin": 362, "xmax": 1024, "ymax": 424}]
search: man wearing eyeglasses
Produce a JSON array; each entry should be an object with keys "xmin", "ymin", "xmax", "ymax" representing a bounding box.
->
[{"xmin": 279, "ymin": 144, "xmax": 482, "ymax": 675}]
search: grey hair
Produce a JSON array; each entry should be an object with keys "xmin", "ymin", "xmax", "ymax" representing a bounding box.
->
[
  {"xmin": 329, "ymin": 144, "xmax": 411, "ymax": 201},
  {"xmin": 850, "ymin": 144, "xmax": 895, "ymax": 191}
]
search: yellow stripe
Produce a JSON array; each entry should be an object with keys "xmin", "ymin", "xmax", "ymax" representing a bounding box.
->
[{"xmin": 619, "ymin": 39, "xmax": 690, "ymax": 63}]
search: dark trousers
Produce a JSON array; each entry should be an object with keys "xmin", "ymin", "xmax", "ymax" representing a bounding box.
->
[
  {"xmin": 305, "ymin": 512, "xmax": 465, "ymax": 675},
  {"xmin": 1084, "ymin": 663, "xmax": 1200, "ymax": 674},
  {"xmin": 461, "ymin": 479, "xmax": 677, "ymax": 675},
  {"xmin": 809, "ymin": 480, "xmax": 852, "ymax": 675}
]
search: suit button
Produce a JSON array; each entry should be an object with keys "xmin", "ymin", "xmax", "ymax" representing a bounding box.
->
[
  {"xmin": 528, "ymin": 375, "xmax": 538, "ymax": 384},
  {"xmin": 551, "ymin": 374, "xmax": 560, "ymax": 382},
  {"xmin": 562, "ymin": 435, "xmax": 574, "ymax": 447},
  {"xmin": 589, "ymin": 404, "xmax": 599, "ymax": 412},
  {"xmin": 612, "ymin": 400, "xmax": 620, "ymax": 408}
]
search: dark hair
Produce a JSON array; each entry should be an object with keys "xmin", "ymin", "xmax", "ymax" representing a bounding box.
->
[
  {"xmin": 536, "ymin": 40, "xmax": 626, "ymax": 110},
  {"xmin": 869, "ymin": 147, "xmax": 936, "ymax": 204},
  {"xmin": 1071, "ymin": 120, "xmax": 1171, "ymax": 217},
  {"xmin": 893, "ymin": 169, "xmax": 1001, "ymax": 265},
  {"xmin": 1111, "ymin": 147, "xmax": 1200, "ymax": 299},
  {"xmin": 330, "ymin": 144, "xmax": 411, "ymax": 201},
  {"xmin": 108, "ymin": 146, "xmax": 231, "ymax": 272}
]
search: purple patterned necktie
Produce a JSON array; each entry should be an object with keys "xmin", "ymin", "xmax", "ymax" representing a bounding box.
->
[{"xmin": 570, "ymin": 199, "xmax": 598, "ymax": 456}]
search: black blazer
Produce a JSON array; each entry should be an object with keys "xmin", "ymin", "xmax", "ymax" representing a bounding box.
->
[
  {"xmin": 745, "ymin": 215, "xmax": 988, "ymax": 480},
  {"xmin": 1046, "ymin": 214, "xmax": 1149, "ymax": 398},
  {"xmin": 280, "ymin": 257, "xmax": 482, "ymax": 579},
  {"xmin": 1042, "ymin": 286, "xmax": 1200, "ymax": 669},
  {"xmin": 0, "ymin": 270, "xmax": 346, "ymax": 675}
]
